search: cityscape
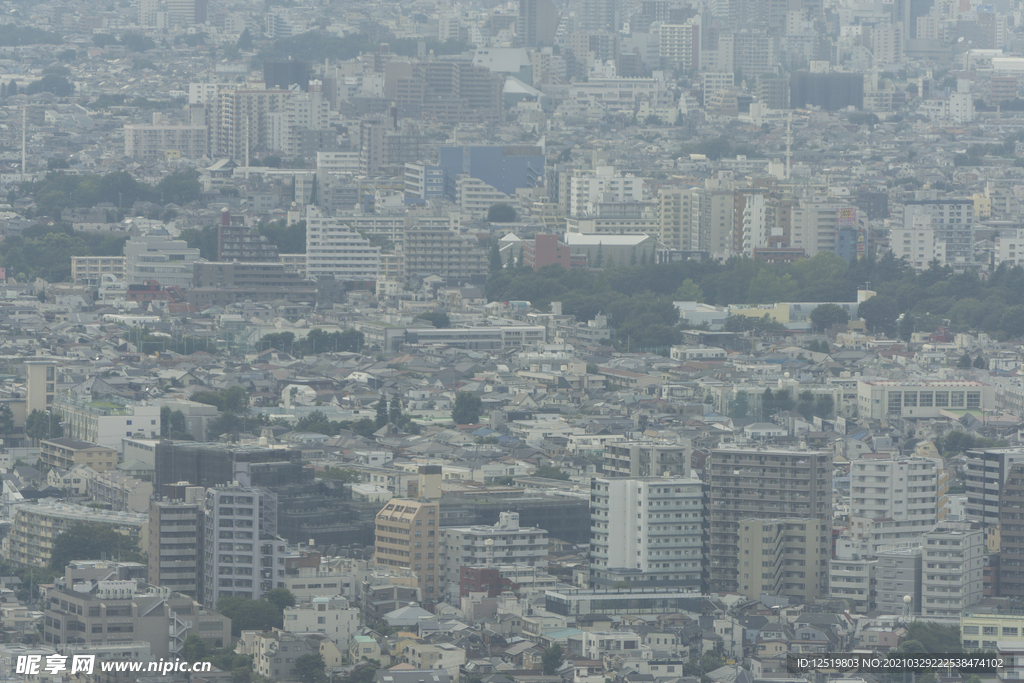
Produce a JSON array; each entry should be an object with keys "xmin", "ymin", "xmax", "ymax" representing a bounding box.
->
[{"xmin": 0, "ymin": 0, "xmax": 1018, "ymax": 681}]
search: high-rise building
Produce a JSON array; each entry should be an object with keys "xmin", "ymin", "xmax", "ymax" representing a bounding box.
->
[
  {"xmin": 148, "ymin": 491, "xmax": 204, "ymax": 599},
  {"xmin": 737, "ymin": 518, "xmax": 828, "ymax": 603},
  {"xmin": 359, "ymin": 114, "xmax": 429, "ymax": 177},
  {"xmin": 209, "ymin": 88, "xmax": 291, "ymax": 161},
  {"xmin": 920, "ymin": 522, "xmax": 983, "ymax": 618},
  {"xmin": 707, "ymin": 447, "xmax": 832, "ymax": 593},
  {"xmin": 656, "ymin": 22, "xmax": 700, "ymax": 71},
  {"xmin": 579, "ymin": 0, "xmax": 618, "ymax": 32},
  {"xmin": 518, "ymin": 0, "xmax": 559, "ymax": 47},
  {"xmin": 440, "ymin": 512, "xmax": 548, "ymax": 588},
  {"xmin": 602, "ymin": 441, "xmax": 690, "ymax": 478},
  {"xmin": 43, "ymin": 560, "xmax": 230, "ymax": 657},
  {"xmin": 437, "ymin": 145, "xmax": 545, "ymax": 203},
  {"xmin": 999, "ymin": 462, "xmax": 1024, "ymax": 597},
  {"xmin": 202, "ymin": 486, "xmax": 288, "ymax": 608},
  {"xmin": 847, "ymin": 455, "xmax": 949, "ymax": 555},
  {"xmin": 153, "ymin": 442, "xmax": 305, "ymax": 490},
  {"xmin": 658, "ymin": 188, "xmax": 700, "ymax": 251},
  {"xmin": 217, "ymin": 214, "xmax": 279, "ymax": 262},
  {"xmin": 966, "ymin": 448, "xmax": 1024, "ymax": 530},
  {"xmin": 402, "ymin": 224, "xmax": 488, "ymax": 282},
  {"xmin": 304, "ymin": 206, "xmax": 380, "ymax": 282},
  {"xmin": 374, "ymin": 467, "xmax": 443, "ymax": 603},
  {"xmin": 874, "ymin": 546, "xmax": 922, "ymax": 615},
  {"xmin": 590, "ymin": 476, "xmax": 703, "ymax": 589},
  {"xmin": 901, "ymin": 197, "xmax": 975, "ymax": 268}
]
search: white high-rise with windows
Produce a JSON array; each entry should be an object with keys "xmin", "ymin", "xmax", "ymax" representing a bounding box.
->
[
  {"xmin": 203, "ymin": 486, "xmax": 287, "ymax": 609},
  {"xmin": 304, "ymin": 206, "xmax": 380, "ymax": 282},
  {"xmin": 847, "ymin": 455, "xmax": 949, "ymax": 555},
  {"xmin": 589, "ymin": 476, "xmax": 703, "ymax": 590}
]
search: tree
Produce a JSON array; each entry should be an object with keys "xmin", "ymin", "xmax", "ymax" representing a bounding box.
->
[
  {"xmin": 181, "ymin": 633, "xmax": 209, "ymax": 664},
  {"xmin": 957, "ymin": 353, "xmax": 973, "ymax": 368},
  {"xmin": 810, "ymin": 303, "xmax": 850, "ymax": 333},
  {"xmin": 489, "ymin": 241, "xmax": 503, "ymax": 272},
  {"xmin": 295, "ymin": 653, "xmax": 328, "ymax": 683},
  {"xmin": 389, "ymin": 395, "xmax": 403, "ymax": 425},
  {"xmin": 533, "ymin": 465, "xmax": 569, "ymax": 480},
  {"xmin": 265, "ymin": 587, "xmax": 296, "ymax": 611},
  {"xmin": 217, "ymin": 597, "xmax": 284, "ymax": 636},
  {"xmin": 419, "ymin": 309, "xmax": 450, "ymax": 328},
  {"xmin": 120, "ymin": 33, "xmax": 156, "ymax": 52},
  {"xmin": 452, "ymin": 392, "xmax": 483, "ymax": 424},
  {"xmin": 973, "ymin": 354, "xmax": 987, "ymax": 369},
  {"xmin": 26, "ymin": 409, "xmax": 62, "ymax": 441},
  {"xmin": 898, "ymin": 313, "xmax": 915, "ymax": 342},
  {"xmin": 0, "ymin": 404, "xmax": 13, "ymax": 442},
  {"xmin": 857, "ymin": 294, "xmax": 900, "ymax": 336},
  {"xmin": 237, "ymin": 28, "xmax": 254, "ymax": 51},
  {"xmin": 25, "ymin": 75, "xmax": 72, "ymax": 97},
  {"xmin": 487, "ymin": 203, "xmax": 518, "ymax": 223},
  {"xmin": 50, "ymin": 523, "xmax": 142, "ymax": 569},
  {"xmin": 375, "ymin": 396, "xmax": 389, "ymax": 428},
  {"xmin": 673, "ymin": 278, "xmax": 704, "ymax": 302},
  {"xmin": 542, "ymin": 644, "xmax": 565, "ymax": 675}
]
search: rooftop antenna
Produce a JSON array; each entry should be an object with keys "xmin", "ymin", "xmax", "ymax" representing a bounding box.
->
[
  {"xmin": 21, "ymin": 106, "xmax": 26, "ymax": 180},
  {"xmin": 245, "ymin": 114, "xmax": 250, "ymax": 179},
  {"xmin": 785, "ymin": 112, "xmax": 792, "ymax": 180}
]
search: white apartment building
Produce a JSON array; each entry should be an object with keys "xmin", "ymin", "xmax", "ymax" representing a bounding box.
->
[
  {"xmin": 829, "ymin": 557, "xmax": 876, "ymax": 613},
  {"xmin": 440, "ymin": 512, "xmax": 547, "ymax": 586},
  {"xmin": 124, "ymin": 121, "xmax": 208, "ymax": 162},
  {"xmin": 54, "ymin": 394, "xmax": 161, "ymax": 453},
  {"xmin": 657, "ymin": 22, "xmax": 700, "ymax": 71},
  {"xmin": 739, "ymin": 192, "xmax": 773, "ymax": 255},
  {"xmin": 790, "ymin": 201, "xmax": 855, "ymax": 257},
  {"xmin": 569, "ymin": 166, "xmax": 644, "ymax": 217},
  {"xmin": 590, "ymin": 476, "xmax": 703, "ymax": 590},
  {"xmin": 900, "ymin": 197, "xmax": 975, "ymax": 267},
  {"xmin": 891, "ymin": 214, "xmax": 948, "ymax": 270},
  {"xmin": 701, "ymin": 72, "xmax": 735, "ymax": 106},
  {"xmin": 304, "ymin": 206, "xmax": 380, "ymax": 282},
  {"xmin": 847, "ymin": 456, "xmax": 948, "ymax": 555},
  {"xmin": 456, "ymin": 176, "xmax": 512, "ymax": 217},
  {"xmin": 282, "ymin": 596, "xmax": 359, "ymax": 648},
  {"xmin": 202, "ymin": 486, "xmax": 288, "ymax": 608},
  {"xmin": 995, "ymin": 229, "xmax": 1024, "ymax": 268},
  {"xmin": 123, "ymin": 235, "xmax": 201, "ymax": 288},
  {"xmin": 318, "ymin": 151, "xmax": 362, "ymax": 177},
  {"xmin": 920, "ymin": 523, "xmax": 983, "ymax": 618},
  {"xmin": 658, "ymin": 188, "xmax": 699, "ymax": 251}
]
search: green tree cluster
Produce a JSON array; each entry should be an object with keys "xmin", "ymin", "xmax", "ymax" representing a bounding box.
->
[
  {"xmin": 190, "ymin": 386, "xmax": 249, "ymax": 413},
  {"xmin": 417, "ymin": 310, "xmax": 450, "ymax": 328},
  {"xmin": 452, "ymin": 392, "xmax": 483, "ymax": 424},
  {"xmin": 487, "ymin": 203, "xmax": 518, "ymax": 223},
  {"xmin": 26, "ymin": 409, "xmax": 62, "ymax": 441},
  {"xmin": 259, "ymin": 328, "xmax": 364, "ymax": 355},
  {"xmin": 0, "ymin": 25, "xmax": 61, "ymax": 46},
  {"xmin": 257, "ymin": 32, "xmax": 465, "ymax": 66},
  {"xmin": 50, "ymin": 523, "xmax": 143, "ymax": 569},
  {"xmin": 160, "ymin": 406, "xmax": 190, "ymax": 439},
  {"xmin": 0, "ymin": 223, "xmax": 129, "ymax": 282},
  {"xmin": 488, "ymin": 252, "xmax": 1024, "ymax": 344},
  {"xmin": 533, "ymin": 465, "xmax": 569, "ymax": 480},
  {"xmin": 17, "ymin": 169, "xmax": 200, "ymax": 219},
  {"xmin": 258, "ymin": 219, "xmax": 307, "ymax": 254}
]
